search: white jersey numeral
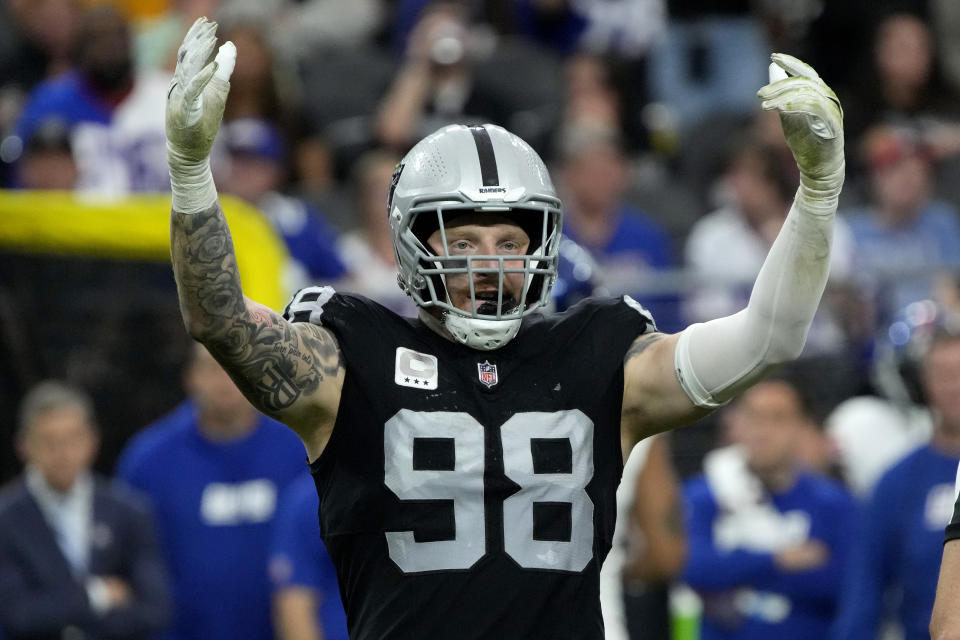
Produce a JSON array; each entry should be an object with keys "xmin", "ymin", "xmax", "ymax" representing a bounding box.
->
[
  {"xmin": 384, "ymin": 410, "xmax": 486, "ymax": 572},
  {"xmin": 383, "ymin": 409, "xmax": 595, "ymax": 573},
  {"xmin": 502, "ymin": 410, "xmax": 594, "ymax": 571}
]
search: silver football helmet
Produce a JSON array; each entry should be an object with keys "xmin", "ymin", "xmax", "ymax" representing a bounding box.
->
[{"xmin": 388, "ymin": 124, "xmax": 563, "ymax": 350}]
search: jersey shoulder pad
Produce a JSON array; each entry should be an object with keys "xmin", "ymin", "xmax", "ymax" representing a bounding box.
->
[
  {"xmin": 622, "ymin": 295, "xmax": 657, "ymax": 333},
  {"xmin": 282, "ymin": 287, "xmax": 395, "ymax": 332},
  {"xmin": 282, "ymin": 286, "xmax": 337, "ymax": 325},
  {"xmin": 563, "ymin": 295, "xmax": 657, "ymax": 333}
]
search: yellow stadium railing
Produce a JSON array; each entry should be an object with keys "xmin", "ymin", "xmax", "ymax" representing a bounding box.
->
[{"xmin": 0, "ymin": 191, "xmax": 291, "ymax": 311}]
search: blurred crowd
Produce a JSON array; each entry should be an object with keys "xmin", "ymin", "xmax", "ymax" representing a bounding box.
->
[{"xmin": 4, "ymin": 0, "xmax": 960, "ymax": 638}]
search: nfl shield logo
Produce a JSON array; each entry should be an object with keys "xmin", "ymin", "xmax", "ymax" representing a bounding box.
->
[{"xmin": 477, "ymin": 361, "xmax": 498, "ymax": 388}]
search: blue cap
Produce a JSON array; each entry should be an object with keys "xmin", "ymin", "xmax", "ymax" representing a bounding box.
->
[{"xmin": 223, "ymin": 118, "xmax": 285, "ymax": 163}]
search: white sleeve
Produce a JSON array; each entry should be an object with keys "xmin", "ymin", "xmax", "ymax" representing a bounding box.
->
[
  {"xmin": 599, "ymin": 439, "xmax": 654, "ymax": 640},
  {"xmin": 674, "ymin": 188, "xmax": 835, "ymax": 408}
]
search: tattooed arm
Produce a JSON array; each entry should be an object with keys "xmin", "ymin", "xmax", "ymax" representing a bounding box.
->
[
  {"xmin": 166, "ymin": 19, "xmax": 342, "ymax": 459},
  {"xmin": 171, "ymin": 203, "xmax": 344, "ymax": 458}
]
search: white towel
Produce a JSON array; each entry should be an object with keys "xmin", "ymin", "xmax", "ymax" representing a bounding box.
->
[
  {"xmin": 704, "ymin": 446, "xmax": 810, "ymax": 553},
  {"xmin": 600, "ymin": 437, "xmax": 654, "ymax": 640}
]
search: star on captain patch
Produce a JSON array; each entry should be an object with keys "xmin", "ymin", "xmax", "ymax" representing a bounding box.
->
[{"xmin": 477, "ymin": 361, "xmax": 498, "ymax": 388}]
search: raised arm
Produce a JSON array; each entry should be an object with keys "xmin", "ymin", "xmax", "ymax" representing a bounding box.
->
[
  {"xmin": 166, "ymin": 19, "xmax": 343, "ymax": 457},
  {"xmin": 623, "ymin": 54, "xmax": 845, "ymax": 439}
]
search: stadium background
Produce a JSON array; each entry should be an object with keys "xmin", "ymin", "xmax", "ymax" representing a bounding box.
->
[
  {"xmin": 3, "ymin": 0, "xmax": 940, "ymax": 482},
  {"xmin": 1, "ymin": 2, "xmax": 959, "ymax": 638},
  {"xmin": 0, "ymin": 193, "xmax": 287, "ymax": 483}
]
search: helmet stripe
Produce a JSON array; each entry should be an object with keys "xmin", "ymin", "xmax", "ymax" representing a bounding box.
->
[{"xmin": 468, "ymin": 126, "xmax": 500, "ymax": 187}]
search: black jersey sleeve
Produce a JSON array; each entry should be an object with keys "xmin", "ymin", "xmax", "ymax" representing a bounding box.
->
[
  {"xmin": 557, "ymin": 294, "xmax": 657, "ymax": 345},
  {"xmin": 616, "ymin": 294, "xmax": 657, "ymax": 334},
  {"xmin": 282, "ymin": 286, "xmax": 408, "ymax": 388},
  {"xmin": 282, "ymin": 286, "xmax": 392, "ymax": 337},
  {"xmin": 282, "ymin": 285, "xmax": 338, "ymax": 325},
  {"xmin": 947, "ymin": 488, "xmax": 960, "ymax": 543}
]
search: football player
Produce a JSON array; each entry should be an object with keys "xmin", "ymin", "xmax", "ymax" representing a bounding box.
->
[{"xmin": 165, "ymin": 18, "xmax": 844, "ymax": 640}]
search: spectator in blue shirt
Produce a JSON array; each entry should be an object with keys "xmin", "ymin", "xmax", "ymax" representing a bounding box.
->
[
  {"xmin": 557, "ymin": 123, "xmax": 681, "ymax": 331},
  {"xmin": 831, "ymin": 321, "xmax": 960, "ymax": 640},
  {"xmin": 116, "ymin": 345, "xmax": 308, "ymax": 640},
  {"xmin": 11, "ymin": 4, "xmax": 171, "ymax": 194},
  {"xmin": 217, "ymin": 117, "xmax": 347, "ymax": 288},
  {"xmin": 844, "ymin": 124, "xmax": 960, "ymax": 329},
  {"xmin": 682, "ymin": 374, "xmax": 855, "ymax": 640},
  {"xmin": 269, "ymin": 473, "xmax": 348, "ymax": 640}
]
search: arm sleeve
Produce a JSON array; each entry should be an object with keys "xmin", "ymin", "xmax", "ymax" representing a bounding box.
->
[
  {"xmin": 675, "ymin": 191, "xmax": 835, "ymax": 408},
  {"xmin": 680, "ymin": 480, "xmax": 777, "ymax": 590}
]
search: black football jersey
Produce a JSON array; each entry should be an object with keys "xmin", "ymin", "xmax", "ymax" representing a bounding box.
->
[{"xmin": 283, "ymin": 288, "xmax": 655, "ymax": 640}]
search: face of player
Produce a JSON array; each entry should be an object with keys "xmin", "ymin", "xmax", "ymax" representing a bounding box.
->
[
  {"xmin": 923, "ymin": 337, "xmax": 960, "ymax": 429},
  {"xmin": 426, "ymin": 213, "xmax": 531, "ymax": 316},
  {"xmin": 728, "ymin": 380, "xmax": 806, "ymax": 478},
  {"xmin": 20, "ymin": 406, "xmax": 98, "ymax": 493}
]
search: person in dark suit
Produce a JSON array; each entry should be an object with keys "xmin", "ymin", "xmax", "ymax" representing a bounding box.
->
[{"xmin": 0, "ymin": 380, "xmax": 170, "ymax": 640}]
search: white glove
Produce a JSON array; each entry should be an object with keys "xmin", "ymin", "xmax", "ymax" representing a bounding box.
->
[
  {"xmin": 758, "ymin": 53, "xmax": 844, "ymax": 216},
  {"xmin": 166, "ymin": 17, "xmax": 236, "ymax": 213}
]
